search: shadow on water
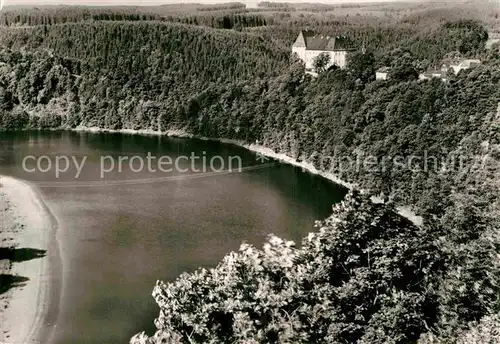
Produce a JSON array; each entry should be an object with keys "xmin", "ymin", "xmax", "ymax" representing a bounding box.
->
[
  {"xmin": 0, "ymin": 247, "xmax": 47, "ymax": 262},
  {"xmin": 0, "ymin": 274, "xmax": 30, "ymax": 294}
]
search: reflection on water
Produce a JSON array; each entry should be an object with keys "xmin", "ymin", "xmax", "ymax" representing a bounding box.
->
[{"xmin": 0, "ymin": 131, "xmax": 346, "ymax": 344}]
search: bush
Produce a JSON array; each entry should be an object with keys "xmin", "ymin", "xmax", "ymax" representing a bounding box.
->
[{"xmin": 0, "ymin": 107, "xmax": 29, "ymax": 130}]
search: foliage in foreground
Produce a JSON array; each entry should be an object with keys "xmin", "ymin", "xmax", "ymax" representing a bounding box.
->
[{"xmin": 130, "ymin": 191, "xmax": 499, "ymax": 344}]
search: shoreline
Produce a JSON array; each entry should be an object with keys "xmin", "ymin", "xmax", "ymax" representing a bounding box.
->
[
  {"xmin": 0, "ymin": 175, "xmax": 62, "ymax": 344},
  {"xmin": 74, "ymin": 126, "xmax": 423, "ymax": 226},
  {"xmin": 73, "ymin": 126, "xmax": 356, "ymax": 189}
]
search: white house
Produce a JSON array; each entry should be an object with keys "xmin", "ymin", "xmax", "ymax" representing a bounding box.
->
[
  {"xmin": 449, "ymin": 59, "xmax": 481, "ymax": 74},
  {"xmin": 419, "ymin": 58, "xmax": 481, "ymax": 82},
  {"xmin": 292, "ymin": 30, "xmax": 353, "ymax": 72},
  {"xmin": 423, "ymin": 58, "xmax": 482, "ymax": 80},
  {"xmin": 375, "ymin": 67, "xmax": 390, "ymax": 80}
]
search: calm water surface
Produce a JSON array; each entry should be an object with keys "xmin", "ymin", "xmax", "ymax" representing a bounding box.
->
[{"xmin": 0, "ymin": 131, "xmax": 346, "ymax": 344}]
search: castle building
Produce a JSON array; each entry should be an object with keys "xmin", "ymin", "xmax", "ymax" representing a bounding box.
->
[{"xmin": 292, "ymin": 30, "xmax": 353, "ymax": 72}]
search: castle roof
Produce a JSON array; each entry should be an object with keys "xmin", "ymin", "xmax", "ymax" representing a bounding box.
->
[{"xmin": 294, "ymin": 30, "xmax": 353, "ymax": 51}]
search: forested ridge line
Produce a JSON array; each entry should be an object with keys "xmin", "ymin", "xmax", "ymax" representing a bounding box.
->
[
  {"xmin": 0, "ymin": 6, "xmax": 499, "ymax": 343},
  {"xmin": 0, "ymin": 4, "xmax": 271, "ymax": 31}
]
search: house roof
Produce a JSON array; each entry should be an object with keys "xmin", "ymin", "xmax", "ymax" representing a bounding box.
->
[
  {"xmin": 457, "ymin": 59, "xmax": 481, "ymax": 68},
  {"xmin": 295, "ymin": 30, "xmax": 353, "ymax": 51},
  {"xmin": 446, "ymin": 59, "xmax": 481, "ymax": 69},
  {"xmin": 376, "ymin": 67, "xmax": 391, "ymax": 73}
]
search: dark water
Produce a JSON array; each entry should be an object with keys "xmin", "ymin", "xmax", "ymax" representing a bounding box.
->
[{"xmin": 0, "ymin": 131, "xmax": 346, "ymax": 344}]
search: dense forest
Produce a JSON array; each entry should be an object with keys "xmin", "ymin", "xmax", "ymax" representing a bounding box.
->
[{"xmin": 0, "ymin": 1, "xmax": 499, "ymax": 343}]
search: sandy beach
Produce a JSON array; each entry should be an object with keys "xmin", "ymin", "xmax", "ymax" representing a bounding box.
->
[{"xmin": 0, "ymin": 176, "xmax": 61, "ymax": 344}]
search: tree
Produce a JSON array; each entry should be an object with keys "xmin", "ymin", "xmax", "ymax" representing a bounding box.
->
[
  {"xmin": 389, "ymin": 52, "xmax": 418, "ymax": 82},
  {"xmin": 313, "ymin": 52, "xmax": 331, "ymax": 74},
  {"xmin": 347, "ymin": 51, "xmax": 375, "ymax": 82},
  {"xmin": 0, "ymin": 107, "xmax": 29, "ymax": 130}
]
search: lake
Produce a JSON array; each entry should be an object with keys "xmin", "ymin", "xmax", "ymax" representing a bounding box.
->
[{"xmin": 0, "ymin": 131, "xmax": 346, "ymax": 343}]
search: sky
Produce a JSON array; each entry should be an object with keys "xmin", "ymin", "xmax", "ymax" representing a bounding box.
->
[{"xmin": 2, "ymin": 0, "xmax": 414, "ymax": 7}]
